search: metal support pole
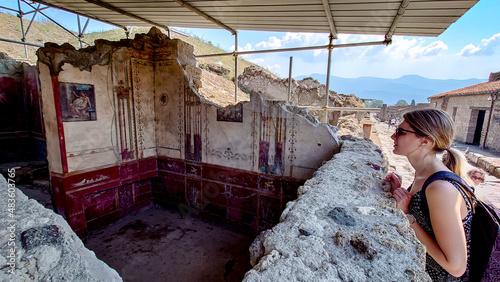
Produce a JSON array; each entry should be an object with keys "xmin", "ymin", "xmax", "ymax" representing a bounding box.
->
[
  {"xmin": 17, "ymin": 0, "xmax": 28, "ymax": 59},
  {"xmin": 23, "ymin": 1, "xmax": 91, "ymax": 47},
  {"xmin": 125, "ymin": 26, "xmax": 130, "ymax": 39},
  {"xmin": 234, "ymin": 32, "xmax": 238, "ymax": 103},
  {"xmin": 196, "ymin": 40, "xmax": 387, "ymax": 58},
  {"xmin": 0, "ymin": 38, "xmax": 43, "ymax": 47},
  {"xmin": 324, "ymin": 34, "xmax": 334, "ymax": 123},
  {"xmin": 288, "ymin": 56, "xmax": 293, "ymax": 103},
  {"xmin": 482, "ymin": 92, "xmax": 498, "ymax": 149},
  {"xmin": 24, "ymin": 3, "xmax": 41, "ymax": 37},
  {"xmin": 77, "ymin": 15, "xmax": 83, "ymax": 49}
]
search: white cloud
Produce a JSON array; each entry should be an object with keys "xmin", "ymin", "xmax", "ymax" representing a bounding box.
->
[
  {"xmin": 264, "ymin": 64, "xmax": 281, "ymax": 73},
  {"xmin": 256, "ymin": 36, "xmax": 282, "ymax": 49},
  {"xmin": 282, "ymin": 32, "xmax": 326, "ymax": 46},
  {"xmin": 229, "ymin": 42, "xmax": 254, "ymax": 52},
  {"xmin": 408, "ymin": 41, "xmax": 448, "ymax": 58},
  {"xmin": 248, "ymin": 58, "xmax": 265, "ymax": 64},
  {"xmin": 458, "ymin": 33, "xmax": 500, "ymax": 56},
  {"xmin": 373, "ymin": 37, "xmax": 448, "ymax": 59}
]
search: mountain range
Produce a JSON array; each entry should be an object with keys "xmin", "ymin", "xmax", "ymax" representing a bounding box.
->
[{"xmin": 295, "ymin": 74, "xmax": 486, "ymax": 106}]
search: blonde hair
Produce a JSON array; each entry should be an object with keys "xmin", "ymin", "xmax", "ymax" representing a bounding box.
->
[{"xmin": 403, "ymin": 109, "xmax": 468, "ymax": 179}]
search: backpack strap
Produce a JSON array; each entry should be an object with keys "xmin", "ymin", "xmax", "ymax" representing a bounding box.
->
[{"xmin": 420, "ymin": 171, "xmax": 476, "ymax": 217}]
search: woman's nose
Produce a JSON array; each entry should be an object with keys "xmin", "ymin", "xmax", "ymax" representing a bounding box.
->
[{"xmin": 391, "ymin": 133, "xmax": 397, "ymax": 140}]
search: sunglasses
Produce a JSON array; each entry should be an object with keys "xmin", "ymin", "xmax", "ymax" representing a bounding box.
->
[
  {"xmin": 471, "ymin": 176, "xmax": 484, "ymax": 181},
  {"xmin": 394, "ymin": 127, "xmax": 419, "ymax": 138}
]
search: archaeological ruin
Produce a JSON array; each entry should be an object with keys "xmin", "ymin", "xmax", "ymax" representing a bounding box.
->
[{"xmin": 1, "ymin": 28, "xmax": 430, "ymax": 281}]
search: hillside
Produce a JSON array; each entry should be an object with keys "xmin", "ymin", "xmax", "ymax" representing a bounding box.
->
[{"xmin": 296, "ymin": 73, "xmax": 486, "ymax": 105}]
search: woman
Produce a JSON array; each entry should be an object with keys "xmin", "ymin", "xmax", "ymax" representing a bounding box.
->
[{"xmin": 385, "ymin": 109, "xmax": 472, "ymax": 281}]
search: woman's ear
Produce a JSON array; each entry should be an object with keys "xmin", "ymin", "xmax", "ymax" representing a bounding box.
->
[{"xmin": 420, "ymin": 136, "xmax": 433, "ymax": 147}]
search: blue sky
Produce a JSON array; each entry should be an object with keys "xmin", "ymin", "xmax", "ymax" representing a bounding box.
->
[{"xmin": 2, "ymin": 0, "xmax": 499, "ymax": 80}]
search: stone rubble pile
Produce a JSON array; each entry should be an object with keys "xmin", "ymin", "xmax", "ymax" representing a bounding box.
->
[
  {"xmin": 0, "ymin": 175, "xmax": 122, "ymax": 281},
  {"xmin": 244, "ymin": 136, "xmax": 431, "ymax": 281}
]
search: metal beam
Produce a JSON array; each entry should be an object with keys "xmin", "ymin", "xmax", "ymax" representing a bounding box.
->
[
  {"xmin": 306, "ymin": 107, "xmax": 381, "ymax": 112},
  {"xmin": 0, "ymin": 37, "xmax": 44, "ymax": 47},
  {"xmin": 29, "ymin": 0, "xmax": 125, "ymax": 30},
  {"xmin": 23, "ymin": 1, "xmax": 92, "ymax": 47},
  {"xmin": 172, "ymin": 0, "xmax": 236, "ymax": 35},
  {"xmin": 234, "ymin": 32, "xmax": 238, "ymax": 102},
  {"xmin": 386, "ymin": 0, "xmax": 411, "ymax": 41},
  {"xmin": 324, "ymin": 34, "xmax": 334, "ymax": 123},
  {"xmin": 321, "ymin": 0, "xmax": 338, "ymax": 39},
  {"xmin": 196, "ymin": 40, "xmax": 388, "ymax": 58},
  {"xmin": 82, "ymin": 0, "xmax": 170, "ymax": 32},
  {"xmin": 288, "ymin": 56, "xmax": 293, "ymax": 103}
]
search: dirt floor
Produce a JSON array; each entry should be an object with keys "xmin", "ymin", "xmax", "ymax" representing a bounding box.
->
[{"xmin": 83, "ymin": 205, "xmax": 253, "ymax": 282}]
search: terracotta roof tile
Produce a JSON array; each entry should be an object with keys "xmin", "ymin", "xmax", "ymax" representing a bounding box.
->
[{"xmin": 429, "ymin": 81, "xmax": 500, "ymax": 99}]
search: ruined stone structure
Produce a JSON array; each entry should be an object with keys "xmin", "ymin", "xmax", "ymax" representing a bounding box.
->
[
  {"xmin": 36, "ymin": 28, "xmax": 339, "ymax": 236},
  {"xmin": 238, "ymin": 66, "xmax": 365, "ymax": 126},
  {"xmin": 244, "ymin": 136, "xmax": 430, "ymax": 281},
  {"xmin": 379, "ymin": 103, "xmax": 430, "ymax": 122},
  {"xmin": 0, "ymin": 175, "xmax": 121, "ymax": 281},
  {"xmin": 0, "ymin": 53, "xmax": 45, "ymax": 162}
]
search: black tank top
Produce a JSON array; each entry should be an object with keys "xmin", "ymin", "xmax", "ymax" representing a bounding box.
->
[{"xmin": 408, "ymin": 179, "xmax": 473, "ymax": 281}]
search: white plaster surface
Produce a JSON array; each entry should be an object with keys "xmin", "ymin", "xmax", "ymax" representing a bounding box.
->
[
  {"xmin": 244, "ymin": 137, "xmax": 431, "ymax": 281},
  {"xmin": 37, "ymin": 63, "xmax": 63, "ymax": 174},
  {"xmin": 0, "ymin": 175, "xmax": 122, "ymax": 281},
  {"xmin": 155, "ymin": 61, "xmax": 185, "ymax": 159}
]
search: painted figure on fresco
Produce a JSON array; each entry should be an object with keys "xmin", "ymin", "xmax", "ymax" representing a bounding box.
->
[
  {"xmin": 60, "ymin": 82, "xmax": 96, "ymax": 122},
  {"xmin": 70, "ymin": 91, "xmax": 92, "ymax": 119}
]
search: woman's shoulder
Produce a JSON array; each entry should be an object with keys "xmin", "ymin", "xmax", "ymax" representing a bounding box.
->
[{"xmin": 425, "ymin": 178, "xmax": 462, "ymax": 200}]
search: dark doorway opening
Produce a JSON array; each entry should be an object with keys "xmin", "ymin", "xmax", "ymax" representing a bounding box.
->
[{"xmin": 473, "ymin": 110, "xmax": 486, "ymax": 145}]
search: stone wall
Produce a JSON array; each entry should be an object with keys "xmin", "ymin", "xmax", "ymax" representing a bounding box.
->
[
  {"xmin": 379, "ymin": 103, "xmax": 430, "ymax": 122},
  {"xmin": 244, "ymin": 136, "xmax": 430, "ymax": 281},
  {"xmin": 37, "ymin": 28, "xmax": 340, "ymax": 235},
  {"xmin": 238, "ymin": 66, "xmax": 365, "ymax": 125},
  {"xmin": 0, "ymin": 174, "xmax": 121, "ymax": 281},
  {"xmin": 430, "ymin": 94, "xmax": 499, "ymax": 152}
]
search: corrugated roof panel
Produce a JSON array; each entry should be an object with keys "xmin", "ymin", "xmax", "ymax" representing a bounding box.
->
[{"xmin": 31, "ymin": 0, "xmax": 479, "ymax": 37}]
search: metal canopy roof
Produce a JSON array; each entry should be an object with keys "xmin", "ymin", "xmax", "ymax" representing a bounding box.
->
[{"xmin": 30, "ymin": 0, "xmax": 479, "ymax": 40}]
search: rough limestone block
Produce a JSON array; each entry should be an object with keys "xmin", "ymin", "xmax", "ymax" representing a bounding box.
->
[
  {"xmin": 184, "ymin": 64, "xmax": 202, "ymax": 80},
  {"xmin": 244, "ymin": 136, "xmax": 430, "ymax": 282},
  {"xmin": 0, "ymin": 175, "xmax": 122, "ymax": 281}
]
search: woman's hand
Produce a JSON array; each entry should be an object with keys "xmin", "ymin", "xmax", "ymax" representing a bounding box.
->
[
  {"xmin": 392, "ymin": 187, "xmax": 412, "ymax": 212},
  {"xmin": 385, "ymin": 172, "xmax": 402, "ymax": 194}
]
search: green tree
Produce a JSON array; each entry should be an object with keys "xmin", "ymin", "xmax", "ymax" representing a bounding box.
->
[
  {"xmin": 395, "ymin": 100, "xmax": 408, "ymax": 106},
  {"xmin": 366, "ymin": 100, "xmax": 384, "ymax": 108},
  {"xmin": 411, "ymin": 99, "xmax": 416, "ymax": 106}
]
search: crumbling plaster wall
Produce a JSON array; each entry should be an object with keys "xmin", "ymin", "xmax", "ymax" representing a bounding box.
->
[
  {"xmin": 0, "ymin": 53, "xmax": 45, "ymax": 162},
  {"xmin": 37, "ymin": 28, "xmax": 340, "ymax": 235},
  {"xmin": 244, "ymin": 136, "xmax": 430, "ymax": 281}
]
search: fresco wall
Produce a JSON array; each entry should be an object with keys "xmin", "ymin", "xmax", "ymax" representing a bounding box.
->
[
  {"xmin": 37, "ymin": 28, "xmax": 340, "ymax": 236},
  {"xmin": 0, "ymin": 53, "xmax": 45, "ymax": 161}
]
